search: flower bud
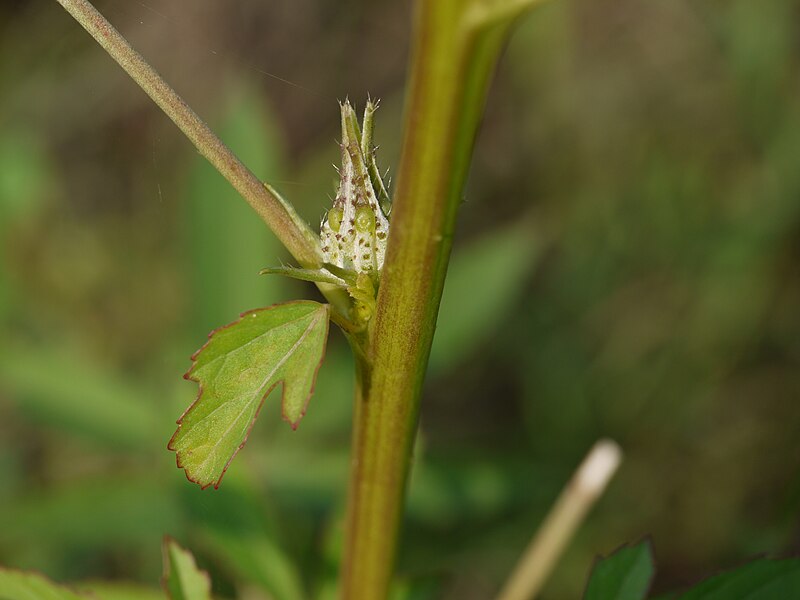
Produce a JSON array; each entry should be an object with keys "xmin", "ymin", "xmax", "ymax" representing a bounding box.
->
[{"xmin": 320, "ymin": 100, "xmax": 390, "ymax": 275}]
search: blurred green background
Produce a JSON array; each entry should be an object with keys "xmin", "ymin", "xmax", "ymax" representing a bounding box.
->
[{"xmin": 1, "ymin": 0, "xmax": 799, "ymax": 598}]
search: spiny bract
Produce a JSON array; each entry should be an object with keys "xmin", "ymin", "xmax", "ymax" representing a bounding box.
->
[{"xmin": 320, "ymin": 99, "xmax": 390, "ymax": 275}]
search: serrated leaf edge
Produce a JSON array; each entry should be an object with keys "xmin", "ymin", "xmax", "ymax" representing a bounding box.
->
[{"xmin": 168, "ymin": 300, "xmax": 330, "ymax": 490}]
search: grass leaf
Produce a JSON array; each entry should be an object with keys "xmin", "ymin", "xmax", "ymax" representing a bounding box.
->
[
  {"xmin": 169, "ymin": 301, "xmax": 330, "ymax": 489},
  {"xmin": 185, "ymin": 82, "xmax": 293, "ymax": 336},
  {"xmin": 430, "ymin": 220, "xmax": 541, "ymax": 372}
]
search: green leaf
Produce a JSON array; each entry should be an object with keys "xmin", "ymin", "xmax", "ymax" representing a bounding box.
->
[
  {"xmin": 429, "ymin": 219, "xmax": 541, "ymax": 372},
  {"xmin": 169, "ymin": 301, "xmax": 330, "ymax": 489},
  {"xmin": 0, "ymin": 125, "xmax": 51, "ymax": 223},
  {"xmin": 202, "ymin": 531, "xmax": 305, "ymax": 600},
  {"xmin": 0, "ymin": 569, "xmax": 88, "ymax": 600},
  {"xmin": 161, "ymin": 538, "xmax": 212, "ymax": 600},
  {"xmin": 678, "ymin": 558, "xmax": 800, "ymax": 599},
  {"xmin": 584, "ymin": 539, "xmax": 655, "ymax": 600},
  {"xmin": 0, "ymin": 475, "xmax": 181, "ymax": 551},
  {"xmin": 0, "ymin": 342, "xmax": 156, "ymax": 450},
  {"xmin": 185, "ymin": 81, "xmax": 293, "ymax": 336},
  {"xmin": 260, "ymin": 266, "xmax": 350, "ymax": 287}
]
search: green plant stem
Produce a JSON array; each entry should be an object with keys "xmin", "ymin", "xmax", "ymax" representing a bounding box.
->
[
  {"xmin": 465, "ymin": 0, "xmax": 551, "ymax": 28},
  {"xmin": 339, "ymin": 2, "xmax": 531, "ymax": 597},
  {"xmin": 54, "ymin": 0, "xmax": 320, "ymax": 269}
]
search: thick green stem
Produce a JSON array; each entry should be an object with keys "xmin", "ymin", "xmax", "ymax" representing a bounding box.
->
[
  {"xmin": 340, "ymin": 2, "xmax": 521, "ymax": 597},
  {"xmin": 55, "ymin": 0, "xmax": 320, "ymax": 268}
]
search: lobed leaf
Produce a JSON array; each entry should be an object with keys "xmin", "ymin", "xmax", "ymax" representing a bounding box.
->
[
  {"xmin": 169, "ymin": 301, "xmax": 330, "ymax": 489},
  {"xmin": 161, "ymin": 538, "xmax": 212, "ymax": 600},
  {"xmin": 584, "ymin": 539, "xmax": 655, "ymax": 600}
]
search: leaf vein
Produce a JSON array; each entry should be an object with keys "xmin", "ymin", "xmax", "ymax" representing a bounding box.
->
[{"xmin": 190, "ymin": 310, "xmax": 323, "ymax": 453}]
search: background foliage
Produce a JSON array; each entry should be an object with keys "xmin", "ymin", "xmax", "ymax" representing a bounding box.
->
[{"xmin": 1, "ymin": 0, "xmax": 799, "ymax": 598}]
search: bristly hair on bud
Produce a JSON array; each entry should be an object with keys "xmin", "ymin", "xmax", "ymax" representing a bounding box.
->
[
  {"xmin": 320, "ymin": 99, "xmax": 391, "ymax": 276},
  {"xmin": 261, "ymin": 100, "xmax": 391, "ymax": 328}
]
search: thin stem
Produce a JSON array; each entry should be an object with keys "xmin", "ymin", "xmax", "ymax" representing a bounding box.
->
[
  {"xmin": 55, "ymin": 0, "xmax": 320, "ymax": 268},
  {"xmin": 496, "ymin": 440, "xmax": 623, "ymax": 600}
]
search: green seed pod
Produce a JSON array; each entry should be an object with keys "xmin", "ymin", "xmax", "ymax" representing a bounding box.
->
[
  {"xmin": 355, "ymin": 205, "xmax": 376, "ymax": 234},
  {"xmin": 327, "ymin": 207, "xmax": 343, "ymax": 233}
]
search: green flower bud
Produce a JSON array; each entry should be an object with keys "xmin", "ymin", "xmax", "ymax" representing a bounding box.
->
[
  {"xmin": 320, "ymin": 99, "xmax": 391, "ymax": 276},
  {"xmin": 327, "ymin": 207, "xmax": 343, "ymax": 233}
]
